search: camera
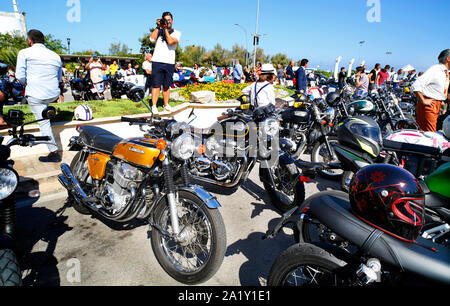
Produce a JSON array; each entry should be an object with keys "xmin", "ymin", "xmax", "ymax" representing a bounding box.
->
[{"xmin": 159, "ymin": 18, "xmax": 167, "ymax": 26}]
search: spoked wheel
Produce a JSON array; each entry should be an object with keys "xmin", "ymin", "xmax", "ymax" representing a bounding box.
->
[
  {"xmin": 151, "ymin": 190, "xmax": 226, "ymax": 285},
  {"xmin": 311, "ymin": 136, "xmax": 343, "ymax": 180},
  {"xmin": 68, "ymin": 151, "xmax": 92, "ymax": 215},
  {"xmin": 263, "ymin": 163, "xmax": 306, "ymax": 213},
  {"xmin": 267, "ymin": 243, "xmax": 346, "ymax": 286}
]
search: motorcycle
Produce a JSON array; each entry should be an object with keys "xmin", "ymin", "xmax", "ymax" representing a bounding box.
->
[
  {"xmin": 1, "ymin": 74, "xmax": 26, "ymax": 104},
  {"xmin": 69, "ymin": 77, "xmax": 103, "ymax": 101},
  {"xmin": 278, "ymin": 92, "xmax": 343, "ymax": 180},
  {"xmin": 186, "ymin": 97, "xmax": 309, "ymax": 213},
  {"xmin": 58, "ymin": 87, "xmax": 226, "ymax": 284},
  {"xmin": 108, "ymin": 72, "xmax": 134, "ymax": 99},
  {"xmin": 0, "ymin": 106, "xmax": 57, "ymax": 286},
  {"xmin": 265, "ymin": 189, "xmax": 450, "ymax": 286}
]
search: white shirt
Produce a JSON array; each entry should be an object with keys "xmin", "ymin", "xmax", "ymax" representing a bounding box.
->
[
  {"xmin": 242, "ymin": 81, "xmax": 275, "ymax": 107},
  {"xmin": 142, "ymin": 60, "xmax": 152, "ymax": 74},
  {"xmin": 15, "ymin": 43, "xmax": 62, "ymax": 100},
  {"xmin": 150, "ymin": 29, "xmax": 181, "ymax": 65},
  {"xmin": 412, "ymin": 64, "xmax": 449, "ymax": 101}
]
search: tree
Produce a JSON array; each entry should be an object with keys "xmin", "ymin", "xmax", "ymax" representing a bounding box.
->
[
  {"xmin": 109, "ymin": 42, "xmax": 131, "ymax": 56},
  {"xmin": 271, "ymin": 53, "xmax": 291, "ymax": 67},
  {"xmin": 181, "ymin": 45, "xmax": 207, "ymax": 67},
  {"xmin": 210, "ymin": 44, "xmax": 232, "ymax": 67},
  {"xmin": 44, "ymin": 34, "xmax": 68, "ymax": 54},
  {"xmin": 230, "ymin": 44, "xmax": 248, "ymax": 67}
]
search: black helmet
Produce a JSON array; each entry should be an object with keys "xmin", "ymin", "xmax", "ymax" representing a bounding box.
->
[
  {"xmin": 337, "ymin": 116, "xmax": 382, "ymax": 158},
  {"xmin": 326, "ymin": 91, "xmax": 341, "ymax": 107},
  {"xmin": 349, "ymin": 164, "xmax": 425, "ymax": 242}
]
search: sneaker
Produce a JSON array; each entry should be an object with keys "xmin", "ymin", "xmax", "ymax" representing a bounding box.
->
[
  {"xmin": 152, "ymin": 106, "xmax": 159, "ymax": 114},
  {"xmin": 39, "ymin": 151, "xmax": 62, "ymax": 163},
  {"xmin": 164, "ymin": 105, "xmax": 172, "ymax": 112}
]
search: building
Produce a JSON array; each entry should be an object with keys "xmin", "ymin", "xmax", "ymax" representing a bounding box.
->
[{"xmin": 0, "ymin": 0, "xmax": 27, "ymax": 37}]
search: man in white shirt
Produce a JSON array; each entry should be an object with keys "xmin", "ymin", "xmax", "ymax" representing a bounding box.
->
[
  {"xmin": 15, "ymin": 29, "xmax": 62, "ymax": 163},
  {"xmin": 149, "ymin": 12, "xmax": 181, "ymax": 114},
  {"xmin": 412, "ymin": 49, "xmax": 450, "ymax": 132}
]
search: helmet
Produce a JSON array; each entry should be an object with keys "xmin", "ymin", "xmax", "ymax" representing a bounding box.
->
[
  {"xmin": 404, "ymin": 87, "xmax": 410, "ymax": 94},
  {"xmin": 443, "ymin": 115, "xmax": 450, "ymax": 139},
  {"xmin": 295, "ymin": 92, "xmax": 308, "ymax": 103},
  {"xmin": 349, "ymin": 164, "xmax": 425, "ymax": 242},
  {"xmin": 326, "ymin": 91, "xmax": 341, "ymax": 107},
  {"xmin": 337, "ymin": 116, "xmax": 382, "ymax": 158},
  {"xmin": 74, "ymin": 105, "xmax": 93, "ymax": 121}
]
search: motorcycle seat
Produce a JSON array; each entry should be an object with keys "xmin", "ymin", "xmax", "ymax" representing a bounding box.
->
[
  {"xmin": 310, "ymin": 192, "xmax": 450, "ymax": 284},
  {"xmin": 78, "ymin": 126, "xmax": 123, "ymax": 153},
  {"xmin": 383, "ymin": 139, "xmax": 441, "ymax": 157}
]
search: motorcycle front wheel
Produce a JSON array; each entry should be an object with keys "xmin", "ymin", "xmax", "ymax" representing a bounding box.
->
[
  {"xmin": 151, "ymin": 190, "xmax": 226, "ymax": 285},
  {"xmin": 263, "ymin": 163, "xmax": 306, "ymax": 213},
  {"xmin": 0, "ymin": 249, "xmax": 22, "ymax": 286},
  {"xmin": 311, "ymin": 136, "xmax": 343, "ymax": 180},
  {"xmin": 267, "ymin": 243, "xmax": 346, "ymax": 286}
]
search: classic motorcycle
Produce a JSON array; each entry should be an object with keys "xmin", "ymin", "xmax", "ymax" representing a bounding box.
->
[
  {"xmin": 108, "ymin": 72, "xmax": 134, "ymax": 99},
  {"xmin": 0, "ymin": 106, "xmax": 56, "ymax": 286},
  {"xmin": 58, "ymin": 87, "xmax": 226, "ymax": 285},
  {"xmin": 265, "ymin": 165, "xmax": 450, "ymax": 286},
  {"xmin": 70, "ymin": 77, "xmax": 103, "ymax": 101},
  {"xmin": 186, "ymin": 97, "xmax": 309, "ymax": 213}
]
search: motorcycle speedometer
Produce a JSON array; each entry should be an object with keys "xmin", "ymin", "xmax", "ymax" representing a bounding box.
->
[{"xmin": 0, "ymin": 167, "xmax": 19, "ymax": 200}]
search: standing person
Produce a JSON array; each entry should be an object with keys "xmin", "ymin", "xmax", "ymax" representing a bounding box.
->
[
  {"xmin": 58, "ymin": 69, "xmax": 66, "ymax": 103},
  {"xmin": 232, "ymin": 60, "xmax": 243, "ymax": 84},
  {"xmin": 149, "ymin": 11, "xmax": 181, "ymax": 114},
  {"xmin": 295, "ymin": 59, "xmax": 309, "ymax": 93},
  {"xmin": 142, "ymin": 51, "xmax": 153, "ymax": 97},
  {"xmin": 338, "ymin": 67, "xmax": 346, "ymax": 90},
  {"xmin": 391, "ymin": 69, "xmax": 403, "ymax": 91},
  {"xmin": 86, "ymin": 54, "xmax": 106, "ymax": 99},
  {"xmin": 241, "ymin": 64, "xmax": 277, "ymax": 107},
  {"xmin": 284, "ymin": 61, "xmax": 295, "ymax": 81},
  {"xmin": 376, "ymin": 65, "xmax": 390, "ymax": 88},
  {"xmin": 412, "ymin": 49, "xmax": 450, "ymax": 132},
  {"xmin": 15, "ymin": 29, "xmax": 62, "ymax": 163},
  {"xmin": 354, "ymin": 66, "xmax": 369, "ymax": 98},
  {"xmin": 110, "ymin": 60, "xmax": 119, "ymax": 76},
  {"xmin": 388, "ymin": 67, "xmax": 395, "ymax": 82},
  {"xmin": 276, "ymin": 64, "xmax": 286, "ymax": 86},
  {"xmin": 193, "ymin": 63, "xmax": 200, "ymax": 79},
  {"xmin": 368, "ymin": 63, "xmax": 381, "ymax": 91}
]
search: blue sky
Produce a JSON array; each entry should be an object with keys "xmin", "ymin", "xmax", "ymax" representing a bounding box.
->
[{"xmin": 1, "ymin": 0, "xmax": 449, "ymax": 71}]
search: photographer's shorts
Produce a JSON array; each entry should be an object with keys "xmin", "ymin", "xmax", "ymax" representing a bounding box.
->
[{"xmin": 152, "ymin": 62, "xmax": 175, "ymax": 89}]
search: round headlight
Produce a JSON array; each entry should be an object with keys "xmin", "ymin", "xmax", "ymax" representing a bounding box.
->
[
  {"xmin": 262, "ymin": 118, "xmax": 279, "ymax": 137},
  {"xmin": 0, "ymin": 168, "xmax": 19, "ymax": 200},
  {"xmin": 171, "ymin": 134, "xmax": 194, "ymax": 160},
  {"xmin": 325, "ymin": 107, "xmax": 336, "ymax": 121}
]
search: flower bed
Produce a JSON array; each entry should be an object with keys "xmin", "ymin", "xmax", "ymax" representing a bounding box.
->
[{"xmin": 178, "ymin": 82, "xmax": 248, "ymax": 102}]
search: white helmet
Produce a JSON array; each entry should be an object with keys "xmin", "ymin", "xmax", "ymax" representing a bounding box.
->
[
  {"xmin": 443, "ymin": 115, "xmax": 450, "ymax": 139},
  {"xmin": 74, "ymin": 105, "xmax": 93, "ymax": 121}
]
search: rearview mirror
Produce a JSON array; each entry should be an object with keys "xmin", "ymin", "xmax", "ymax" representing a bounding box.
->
[{"xmin": 42, "ymin": 106, "xmax": 56, "ymax": 119}]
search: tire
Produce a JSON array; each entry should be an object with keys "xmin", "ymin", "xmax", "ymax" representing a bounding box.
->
[
  {"xmin": 311, "ymin": 136, "xmax": 343, "ymax": 181},
  {"xmin": 263, "ymin": 163, "xmax": 306, "ymax": 213},
  {"xmin": 0, "ymin": 249, "xmax": 22, "ymax": 286},
  {"xmin": 151, "ymin": 190, "xmax": 226, "ymax": 285},
  {"xmin": 68, "ymin": 151, "xmax": 91, "ymax": 215},
  {"xmin": 267, "ymin": 243, "xmax": 346, "ymax": 286}
]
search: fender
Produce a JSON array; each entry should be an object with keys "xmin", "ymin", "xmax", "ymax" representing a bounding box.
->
[{"xmin": 178, "ymin": 185, "xmax": 221, "ymax": 209}]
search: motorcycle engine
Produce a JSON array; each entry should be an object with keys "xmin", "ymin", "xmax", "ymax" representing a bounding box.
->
[{"xmin": 103, "ymin": 162, "xmax": 143, "ymax": 213}]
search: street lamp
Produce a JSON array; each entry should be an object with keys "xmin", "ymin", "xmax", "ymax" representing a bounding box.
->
[
  {"xmin": 234, "ymin": 24, "xmax": 248, "ymax": 66},
  {"xmin": 67, "ymin": 38, "xmax": 71, "ymax": 55},
  {"xmin": 386, "ymin": 51, "xmax": 392, "ymax": 63},
  {"xmin": 252, "ymin": 0, "xmax": 260, "ymax": 69},
  {"xmin": 358, "ymin": 40, "xmax": 366, "ymax": 66}
]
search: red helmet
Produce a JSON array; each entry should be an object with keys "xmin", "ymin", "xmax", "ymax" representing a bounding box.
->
[{"xmin": 349, "ymin": 164, "xmax": 425, "ymax": 242}]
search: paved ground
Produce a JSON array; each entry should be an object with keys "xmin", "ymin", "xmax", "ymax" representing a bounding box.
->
[{"xmin": 13, "ymin": 152, "xmax": 339, "ymax": 286}]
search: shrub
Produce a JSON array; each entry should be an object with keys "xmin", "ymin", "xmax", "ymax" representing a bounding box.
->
[{"xmin": 179, "ymin": 82, "xmax": 248, "ymax": 102}]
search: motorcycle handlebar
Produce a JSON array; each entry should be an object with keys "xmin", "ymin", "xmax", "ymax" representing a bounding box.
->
[{"xmin": 121, "ymin": 117, "xmax": 149, "ymax": 124}]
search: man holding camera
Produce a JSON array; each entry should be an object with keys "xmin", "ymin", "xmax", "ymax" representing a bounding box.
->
[{"xmin": 149, "ymin": 12, "xmax": 181, "ymax": 114}]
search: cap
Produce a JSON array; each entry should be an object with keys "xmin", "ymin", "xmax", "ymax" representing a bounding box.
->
[{"xmin": 260, "ymin": 63, "xmax": 276, "ymax": 75}]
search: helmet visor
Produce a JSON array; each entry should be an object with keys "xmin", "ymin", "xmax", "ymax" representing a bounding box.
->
[
  {"xmin": 391, "ymin": 197, "xmax": 424, "ymax": 241},
  {"xmin": 350, "ymin": 124, "xmax": 381, "ymax": 143}
]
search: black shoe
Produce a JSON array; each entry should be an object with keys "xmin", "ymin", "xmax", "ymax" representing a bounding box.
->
[{"xmin": 39, "ymin": 152, "xmax": 62, "ymax": 163}]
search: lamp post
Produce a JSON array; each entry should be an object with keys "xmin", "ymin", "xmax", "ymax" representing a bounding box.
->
[
  {"xmin": 358, "ymin": 40, "xmax": 366, "ymax": 66},
  {"xmin": 252, "ymin": 0, "xmax": 260, "ymax": 69},
  {"xmin": 234, "ymin": 24, "xmax": 249, "ymax": 66},
  {"xmin": 67, "ymin": 38, "xmax": 71, "ymax": 55}
]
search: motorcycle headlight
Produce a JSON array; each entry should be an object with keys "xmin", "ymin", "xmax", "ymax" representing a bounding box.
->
[
  {"xmin": 0, "ymin": 168, "xmax": 19, "ymax": 200},
  {"xmin": 324, "ymin": 107, "xmax": 336, "ymax": 121},
  {"xmin": 262, "ymin": 118, "xmax": 279, "ymax": 137},
  {"xmin": 171, "ymin": 134, "xmax": 194, "ymax": 160}
]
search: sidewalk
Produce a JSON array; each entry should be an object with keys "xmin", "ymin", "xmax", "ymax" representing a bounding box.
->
[{"xmin": 15, "ymin": 151, "xmax": 77, "ymax": 195}]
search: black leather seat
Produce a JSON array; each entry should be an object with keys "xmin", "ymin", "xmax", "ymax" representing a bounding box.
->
[
  {"xmin": 383, "ymin": 139, "xmax": 441, "ymax": 157},
  {"xmin": 310, "ymin": 192, "xmax": 450, "ymax": 284},
  {"xmin": 78, "ymin": 126, "xmax": 123, "ymax": 153}
]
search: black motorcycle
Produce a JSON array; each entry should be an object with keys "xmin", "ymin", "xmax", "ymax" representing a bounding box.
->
[
  {"xmin": 0, "ymin": 107, "xmax": 56, "ymax": 286},
  {"xmin": 108, "ymin": 72, "xmax": 134, "ymax": 99},
  {"xmin": 278, "ymin": 93, "xmax": 343, "ymax": 180},
  {"xmin": 69, "ymin": 77, "xmax": 103, "ymax": 101},
  {"xmin": 186, "ymin": 97, "xmax": 309, "ymax": 213}
]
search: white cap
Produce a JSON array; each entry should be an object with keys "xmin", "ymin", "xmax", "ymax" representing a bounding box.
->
[{"xmin": 260, "ymin": 63, "xmax": 276, "ymax": 75}]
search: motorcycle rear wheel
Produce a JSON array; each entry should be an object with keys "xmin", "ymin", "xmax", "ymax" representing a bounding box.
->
[
  {"xmin": 0, "ymin": 249, "xmax": 22, "ymax": 286},
  {"xmin": 267, "ymin": 243, "xmax": 346, "ymax": 286},
  {"xmin": 311, "ymin": 136, "xmax": 343, "ymax": 180},
  {"xmin": 68, "ymin": 151, "xmax": 91, "ymax": 215},
  {"xmin": 151, "ymin": 190, "xmax": 226, "ymax": 285}
]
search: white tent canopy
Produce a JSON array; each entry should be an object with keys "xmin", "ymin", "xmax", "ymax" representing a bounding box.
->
[{"xmin": 401, "ymin": 64, "xmax": 415, "ymax": 72}]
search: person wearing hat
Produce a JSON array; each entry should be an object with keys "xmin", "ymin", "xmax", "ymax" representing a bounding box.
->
[
  {"xmin": 241, "ymin": 64, "xmax": 276, "ymax": 107},
  {"xmin": 86, "ymin": 54, "xmax": 106, "ymax": 99}
]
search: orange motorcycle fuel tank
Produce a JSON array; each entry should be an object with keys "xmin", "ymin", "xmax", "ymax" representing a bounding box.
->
[{"xmin": 112, "ymin": 137, "xmax": 161, "ymax": 168}]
